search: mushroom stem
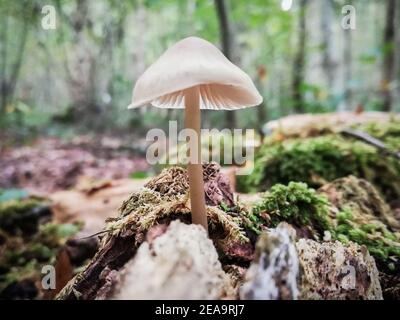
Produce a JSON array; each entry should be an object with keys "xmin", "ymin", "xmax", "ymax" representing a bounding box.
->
[{"xmin": 184, "ymin": 86, "xmax": 208, "ymax": 232}]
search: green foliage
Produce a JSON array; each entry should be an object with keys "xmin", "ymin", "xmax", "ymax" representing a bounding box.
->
[
  {"xmin": 252, "ymin": 182, "xmax": 332, "ymax": 234},
  {"xmin": 0, "ymin": 198, "xmax": 42, "ymax": 221},
  {"xmin": 39, "ymin": 222, "xmax": 82, "ymax": 240},
  {"xmin": 130, "ymin": 171, "xmax": 152, "ymax": 179},
  {"xmin": 239, "ymin": 134, "xmax": 400, "ymax": 201},
  {"xmin": 0, "ymin": 198, "xmax": 81, "ymax": 295}
]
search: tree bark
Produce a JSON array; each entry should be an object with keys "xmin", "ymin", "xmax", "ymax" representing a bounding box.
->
[
  {"xmin": 0, "ymin": 9, "xmax": 9, "ymax": 113},
  {"xmin": 292, "ymin": 0, "xmax": 308, "ymax": 114},
  {"xmin": 0, "ymin": 4, "xmax": 31, "ymax": 114},
  {"xmin": 396, "ymin": 0, "xmax": 400, "ymax": 110},
  {"xmin": 382, "ymin": 0, "xmax": 396, "ymax": 112},
  {"xmin": 57, "ymin": 165, "xmax": 242, "ymax": 300},
  {"xmin": 342, "ymin": 26, "xmax": 353, "ymax": 111},
  {"xmin": 214, "ymin": 0, "xmax": 236, "ymax": 128},
  {"xmin": 7, "ymin": 17, "xmax": 30, "ymax": 106},
  {"xmin": 320, "ymin": 0, "xmax": 334, "ymax": 88},
  {"xmin": 256, "ymin": 66, "xmax": 267, "ymax": 139}
]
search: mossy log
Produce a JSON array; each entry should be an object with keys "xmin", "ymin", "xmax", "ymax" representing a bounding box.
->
[
  {"xmin": 106, "ymin": 221, "xmax": 235, "ymax": 300},
  {"xmin": 240, "ymin": 118, "xmax": 400, "ymax": 202},
  {"xmin": 251, "ymin": 176, "xmax": 400, "ymax": 299},
  {"xmin": 240, "ymin": 223, "xmax": 383, "ymax": 300},
  {"xmin": 57, "ymin": 163, "xmax": 257, "ymax": 300}
]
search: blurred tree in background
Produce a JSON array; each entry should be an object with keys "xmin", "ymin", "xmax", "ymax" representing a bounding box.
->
[{"xmin": 0, "ymin": 0, "xmax": 399, "ymax": 140}]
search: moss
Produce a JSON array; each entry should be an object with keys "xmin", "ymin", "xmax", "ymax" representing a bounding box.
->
[
  {"xmin": 251, "ymin": 180, "xmax": 400, "ymax": 269},
  {"xmin": 357, "ymin": 119, "xmax": 400, "ymax": 151},
  {"xmin": 106, "ymin": 166, "xmax": 252, "ymax": 254},
  {"xmin": 0, "ymin": 260, "xmax": 39, "ymax": 293},
  {"xmin": 0, "ymin": 199, "xmax": 81, "ymax": 297},
  {"xmin": 0, "ymin": 198, "xmax": 42, "ymax": 224},
  {"xmin": 239, "ymin": 134, "xmax": 400, "ymax": 202},
  {"xmin": 39, "ymin": 222, "xmax": 82, "ymax": 243},
  {"xmin": 318, "ymin": 176, "xmax": 400, "ymax": 268},
  {"xmin": 333, "ymin": 206, "xmax": 400, "ymax": 266},
  {"xmin": 252, "ymin": 182, "xmax": 333, "ymax": 237},
  {"xmin": 0, "ymin": 198, "xmax": 51, "ymax": 235}
]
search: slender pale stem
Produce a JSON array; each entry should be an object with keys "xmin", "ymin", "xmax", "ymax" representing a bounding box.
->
[{"xmin": 184, "ymin": 86, "xmax": 208, "ymax": 232}]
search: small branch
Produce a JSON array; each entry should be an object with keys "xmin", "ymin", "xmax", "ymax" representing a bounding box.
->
[{"xmin": 341, "ymin": 128, "xmax": 400, "ymax": 160}]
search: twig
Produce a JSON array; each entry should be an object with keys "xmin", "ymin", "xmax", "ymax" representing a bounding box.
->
[{"xmin": 341, "ymin": 128, "xmax": 400, "ymax": 160}]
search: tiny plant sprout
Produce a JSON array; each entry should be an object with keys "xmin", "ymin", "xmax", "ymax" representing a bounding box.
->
[{"xmin": 128, "ymin": 36, "xmax": 262, "ymax": 232}]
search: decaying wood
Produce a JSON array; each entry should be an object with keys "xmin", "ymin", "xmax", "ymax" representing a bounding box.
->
[
  {"xmin": 109, "ymin": 221, "xmax": 235, "ymax": 299},
  {"xmin": 56, "ymin": 163, "xmax": 249, "ymax": 300},
  {"xmin": 240, "ymin": 223, "xmax": 383, "ymax": 300}
]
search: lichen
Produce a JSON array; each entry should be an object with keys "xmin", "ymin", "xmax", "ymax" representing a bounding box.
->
[{"xmin": 296, "ymin": 238, "xmax": 383, "ymax": 300}]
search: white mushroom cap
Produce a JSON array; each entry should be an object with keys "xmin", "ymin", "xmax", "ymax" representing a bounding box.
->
[{"xmin": 128, "ymin": 36, "xmax": 263, "ymax": 110}]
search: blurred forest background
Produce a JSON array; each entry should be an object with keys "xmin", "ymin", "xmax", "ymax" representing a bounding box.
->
[
  {"xmin": 1, "ymin": 0, "xmax": 399, "ymax": 142},
  {"xmin": 1, "ymin": 0, "xmax": 400, "ymax": 301}
]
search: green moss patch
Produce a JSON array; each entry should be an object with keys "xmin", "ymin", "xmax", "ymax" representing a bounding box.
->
[
  {"xmin": 239, "ymin": 133, "xmax": 400, "ymax": 202},
  {"xmin": 0, "ymin": 198, "xmax": 81, "ymax": 298},
  {"xmin": 252, "ymin": 182, "xmax": 333, "ymax": 239},
  {"xmin": 251, "ymin": 179, "xmax": 400, "ymax": 270}
]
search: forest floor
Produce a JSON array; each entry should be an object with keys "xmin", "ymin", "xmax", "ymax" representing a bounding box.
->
[
  {"xmin": 0, "ymin": 136, "xmax": 151, "ymax": 236},
  {"xmin": 0, "ymin": 135, "xmax": 261, "ymax": 237},
  {"xmin": 1, "ymin": 111, "xmax": 399, "ymax": 300}
]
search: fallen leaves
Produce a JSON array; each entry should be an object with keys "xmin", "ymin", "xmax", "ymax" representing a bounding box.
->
[
  {"xmin": 50, "ymin": 179, "xmax": 149, "ymax": 236},
  {"xmin": 0, "ymin": 137, "xmax": 149, "ymax": 194}
]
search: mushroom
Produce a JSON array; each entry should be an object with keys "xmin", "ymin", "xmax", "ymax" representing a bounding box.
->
[{"xmin": 128, "ymin": 36, "xmax": 262, "ymax": 232}]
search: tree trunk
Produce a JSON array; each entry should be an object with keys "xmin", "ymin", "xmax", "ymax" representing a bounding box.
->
[
  {"xmin": 256, "ymin": 98, "xmax": 267, "ymax": 139},
  {"xmin": 292, "ymin": 0, "xmax": 308, "ymax": 114},
  {"xmin": 396, "ymin": 0, "xmax": 400, "ymax": 110},
  {"xmin": 7, "ymin": 18, "xmax": 29, "ymax": 106},
  {"xmin": 382, "ymin": 0, "xmax": 396, "ymax": 112},
  {"xmin": 320, "ymin": 0, "xmax": 334, "ymax": 88},
  {"xmin": 214, "ymin": 0, "xmax": 236, "ymax": 128},
  {"xmin": 0, "ymin": 10, "xmax": 9, "ymax": 113},
  {"xmin": 0, "ymin": 4, "xmax": 30, "ymax": 114},
  {"xmin": 67, "ymin": 0, "xmax": 100, "ymax": 123},
  {"xmin": 342, "ymin": 26, "xmax": 353, "ymax": 111},
  {"xmin": 256, "ymin": 66, "xmax": 267, "ymax": 139}
]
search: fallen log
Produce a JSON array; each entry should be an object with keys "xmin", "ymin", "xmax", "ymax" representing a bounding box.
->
[
  {"xmin": 57, "ymin": 163, "xmax": 256, "ymax": 300},
  {"xmin": 240, "ymin": 223, "xmax": 383, "ymax": 300}
]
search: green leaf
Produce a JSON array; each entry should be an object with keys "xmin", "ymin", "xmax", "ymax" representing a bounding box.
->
[{"xmin": 130, "ymin": 171, "xmax": 152, "ymax": 179}]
